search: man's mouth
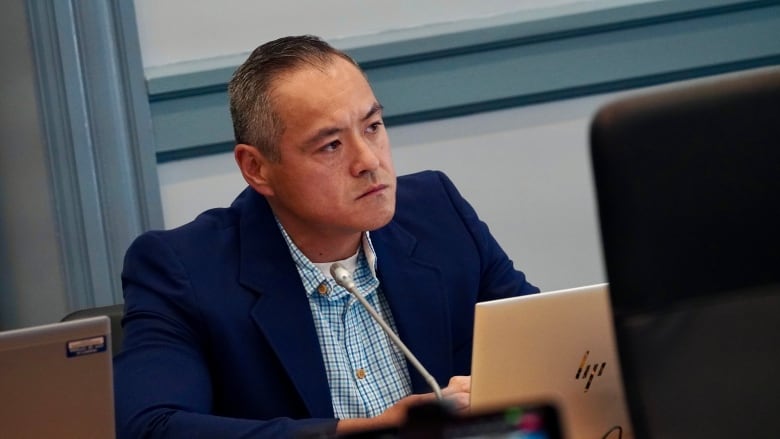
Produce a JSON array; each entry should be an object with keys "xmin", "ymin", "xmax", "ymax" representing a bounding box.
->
[{"xmin": 358, "ymin": 184, "xmax": 388, "ymax": 199}]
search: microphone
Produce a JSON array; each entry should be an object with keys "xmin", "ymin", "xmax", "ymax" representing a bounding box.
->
[{"xmin": 330, "ymin": 262, "xmax": 443, "ymax": 400}]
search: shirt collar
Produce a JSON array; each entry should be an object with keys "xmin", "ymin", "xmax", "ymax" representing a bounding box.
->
[{"xmin": 276, "ymin": 220, "xmax": 378, "ymax": 290}]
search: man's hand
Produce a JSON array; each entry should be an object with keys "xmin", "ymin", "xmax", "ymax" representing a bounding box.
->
[
  {"xmin": 336, "ymin": 375, "xmax": 471, "ymax": 434},
  {"xmin": 440, "ymin": 375, "xmax": 471, "ymax": 413}
]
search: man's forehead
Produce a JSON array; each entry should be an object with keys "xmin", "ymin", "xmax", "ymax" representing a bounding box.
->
[
  {"xmin": 271, "ymin": 60, "xmax": 375, "ymax": 114},
  {"xmin": 273, "ymin": 56, "xmax": 361, "ymax": 87}
]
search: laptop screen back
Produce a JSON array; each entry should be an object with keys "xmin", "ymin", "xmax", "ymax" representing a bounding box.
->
[
  {"xmin": 470, "ymin": 284, "xmax": 632, "ymax": 439},
  {"xmin": 0, "ymin": 316, "xmax": 115, "ymax": 438}
]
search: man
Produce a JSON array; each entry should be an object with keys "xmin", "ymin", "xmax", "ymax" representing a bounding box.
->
[{"xmin": 115, "ymin": 35, "xmax": 538, "ymax": 438}]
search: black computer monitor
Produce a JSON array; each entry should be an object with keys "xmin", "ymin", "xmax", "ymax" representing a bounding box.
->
[{"xmin": 590, "ymin": 67, "xmax": 780, "ymax": 439}]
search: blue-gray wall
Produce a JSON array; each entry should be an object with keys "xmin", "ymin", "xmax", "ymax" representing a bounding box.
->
[{"xmin": 149, "ymin": 0, "xmax": 780, "ymax": 162}]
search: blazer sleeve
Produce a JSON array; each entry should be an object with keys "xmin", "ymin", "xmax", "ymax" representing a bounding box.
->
[{"xmin": 114, "ymin": 232, "xmax": 337, "ymax": 439}]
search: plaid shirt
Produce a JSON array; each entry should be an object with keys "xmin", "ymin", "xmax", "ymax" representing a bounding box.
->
[{"xmin": 277, "ymin": 224, "xmax": 412, "ymax": 418}]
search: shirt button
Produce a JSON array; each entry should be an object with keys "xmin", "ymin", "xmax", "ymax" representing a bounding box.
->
[
  {"xmin": 317, "ymin": 282, "xmax": 330, "ymax": 296},
  {"xmin": 355, "ymin": 368, "xmax": 366, "ymax": 380}
]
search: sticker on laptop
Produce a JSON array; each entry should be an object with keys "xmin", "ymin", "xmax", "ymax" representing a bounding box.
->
[{"xmin": 66, "ymin": 335, "xmax": 107, "ymax": 358}]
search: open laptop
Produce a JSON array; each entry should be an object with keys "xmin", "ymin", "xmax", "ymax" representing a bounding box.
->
[
  {"xmin": 470, "ymin": 284, "xmax": 632, "ymax": 439},
  {"xmin": 0, "ymin": 316, "xmax": 115, "ymax": 438}
]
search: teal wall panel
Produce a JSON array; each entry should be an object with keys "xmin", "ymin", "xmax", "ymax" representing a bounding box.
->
[{"xmin": 149, "ymin": 0, "xmax": 780, "ymax": 162}]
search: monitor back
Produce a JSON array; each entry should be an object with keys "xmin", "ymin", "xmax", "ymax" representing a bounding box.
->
[{"xmin": 590, "ymin": 67, "xmax": 780, "ymax": 439}]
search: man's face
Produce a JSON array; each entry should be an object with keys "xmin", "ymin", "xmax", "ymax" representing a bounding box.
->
[{"xmin": 260, "ymin": 57, "xmax": 396, "ymax": 245}]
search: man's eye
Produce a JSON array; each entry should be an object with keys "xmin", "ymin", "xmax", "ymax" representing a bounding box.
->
[
  {"xmin": 366, "ymin": 121, "xmax": 383, "ymax": 134},
  {"xmin": 321, "ymin": 140, "xmax": 341, "ymax": 152}
]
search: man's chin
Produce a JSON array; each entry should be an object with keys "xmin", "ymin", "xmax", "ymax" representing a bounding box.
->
[{"xmin": 364, "ymin": 208, "xmax": 395, "ymax": 232}]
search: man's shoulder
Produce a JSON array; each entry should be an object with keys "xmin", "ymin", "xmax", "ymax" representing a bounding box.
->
[
  {"xmin": 396, "ymin": 170, "xmax": 459, "ymax": 206},
  {"xmin": 132, "ymin": 187, "xmax": 260, "ymax": 250},
  {"xmin": 388, "ymin": 170, "xmax": 472, "ymax": 238},
  {"xmin": 397, "ymin": 169, "xmax": 447, "ymax": 187},
  {"xmin": 158, "ymin": 204, "xmax": 239, "ymax": 239}
]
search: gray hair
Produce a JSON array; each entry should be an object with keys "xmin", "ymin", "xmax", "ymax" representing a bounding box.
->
[{"xmin": 228, "ymin": 35, "xmax": 360, "ymax": 162}]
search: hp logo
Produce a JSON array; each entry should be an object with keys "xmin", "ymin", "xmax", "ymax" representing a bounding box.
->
[{"xmin": 575, "ymin": 350, "xmax": 606, "ymax": 392}]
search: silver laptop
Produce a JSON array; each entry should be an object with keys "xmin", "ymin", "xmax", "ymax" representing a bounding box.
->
[
  {"xmin": 470, "ymin": 284, "xmax": 633, "ymax": 439},
  {"xmin": 0, "ymin": 316, "xmax": 115, "ymax": 439}
]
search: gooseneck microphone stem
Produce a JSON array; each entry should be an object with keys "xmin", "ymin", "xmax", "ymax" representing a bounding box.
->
[{"xmin": 330, "ymin": 263, "xmax": 444, "ymax": 400}]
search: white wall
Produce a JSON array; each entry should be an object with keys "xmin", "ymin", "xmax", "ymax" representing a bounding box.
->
[
  {"xmin": 133, "ymin": 0, "xmax": 656, "ymax": 68},
  {"xmin": 159, "ymin": 67, "xmax": 747, "ymax": 292},
  {"xmin": 143, "ymin": 0, "xmax": 668, "ymax": 292},
  {"xmin": 158, "ymin": 91, "xmax": 616, "ymax": 292}
]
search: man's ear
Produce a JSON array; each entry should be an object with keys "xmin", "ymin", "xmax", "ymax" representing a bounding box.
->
[{"xmin": 234, "ymin": 143, "xmax": 275, "ymax": 196}]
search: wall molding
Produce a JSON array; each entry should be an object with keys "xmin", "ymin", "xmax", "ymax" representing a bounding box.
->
[
  {"xmin": 26, "ymin": 0, "xmax": 163, "ymax": 309},
  {"xmin": 148, "ymin": 0, "xmax": 780, "ymax": 163}
]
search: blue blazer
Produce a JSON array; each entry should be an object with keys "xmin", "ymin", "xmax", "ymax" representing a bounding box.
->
[{"xmin": 115, "ymin": 170, "xmax": 538, "ymax": 438}]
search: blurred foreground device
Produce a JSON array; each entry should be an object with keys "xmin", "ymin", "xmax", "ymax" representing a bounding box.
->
[
  {"xmin": 328, "ymin": 401, "xmax": 563, "ymax": 439},
  {"xmin": 590, "ymin": 67, "xmax": 780, "ymax": 439}
]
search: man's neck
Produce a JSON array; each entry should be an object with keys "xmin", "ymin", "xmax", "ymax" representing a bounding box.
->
[{"xmin": 281, "ymin": 226, "xmax": 363, "ymax": 263}]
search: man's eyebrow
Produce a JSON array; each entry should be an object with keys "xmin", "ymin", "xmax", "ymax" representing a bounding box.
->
[
  {"xmin": 363, "ymin": 102, "xmax": 384, "ymax": 121},
  {"xmin": 304, "ymin": 126, "xmax": 342, "ymax": 148}
]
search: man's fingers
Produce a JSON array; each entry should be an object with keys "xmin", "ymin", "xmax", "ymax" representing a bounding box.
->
[
  {"xmin": 444, "ymin": 392, "xmax": 471, "ymax": 413},
  {"xmin": 437, "ymin": 376, "xmax": 471, "ymax": 414},
  {"xmin": 443, "ymin": 375, "xmax": 471, "ymax": 395}
]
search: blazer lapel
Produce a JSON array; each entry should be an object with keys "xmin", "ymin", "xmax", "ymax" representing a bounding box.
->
[
  {"xmin": 234, "ymin": 189, "xmax": 333, "ymax": 418},
  {"xmin": 372, "ymin": 222, "xmax": 453, "ymax": 393}
]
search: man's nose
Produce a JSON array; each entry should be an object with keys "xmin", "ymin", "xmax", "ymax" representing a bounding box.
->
[{"xmin": 349, "ymin": 135, "xmax": 380, "ymax": 177}]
